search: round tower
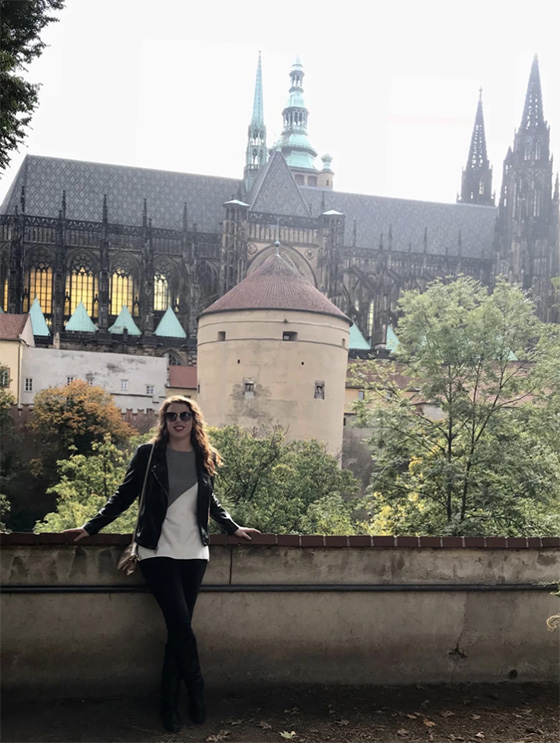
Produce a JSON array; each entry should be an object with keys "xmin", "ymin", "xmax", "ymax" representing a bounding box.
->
[{"xmin": 197, "ymin": 253, "xmax": 351, "ymax": 457}]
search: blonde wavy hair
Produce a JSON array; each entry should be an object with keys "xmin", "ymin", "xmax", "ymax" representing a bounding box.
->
[{"xmin": 152, "ymin": 396, "xmax": 221, "ymax": 475}]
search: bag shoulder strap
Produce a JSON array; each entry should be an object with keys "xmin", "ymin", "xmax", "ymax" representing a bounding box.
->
[{"xmin": 132, "ymin": 443, "xmax": 155, "ymax": 541}]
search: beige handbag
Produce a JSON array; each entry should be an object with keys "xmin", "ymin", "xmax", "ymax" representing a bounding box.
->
[{"xmin": 117, "ymin": 443, "xmax": 155, "ymax": 575}]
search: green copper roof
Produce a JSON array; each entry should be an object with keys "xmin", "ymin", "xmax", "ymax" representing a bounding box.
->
[
  {"xmin": 108, "ymin": 305, "xmax": 141, "ymax": 335},
  {"xmin": 0, "ymin": 306, "xmax": 4, "ymax": 313},
  {"xmin": 154, "ymin": 307, "xmax": 187, "ymax": 338},
  {"xmin": 65, "ymin": 301, "xmax": 97, "ymax": 332},
  {"xmin": 349, "ymin": 323, "xmax": 370, "ymax": 350},
  {"xmin": 386, "ymin": 325, "xmax": 399, "ymax": 353},
  {"xmin": 29, "ymin": 297, "xmax": 51, "ymax": 336}
]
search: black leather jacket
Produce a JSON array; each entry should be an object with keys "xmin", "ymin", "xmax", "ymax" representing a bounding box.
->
[{"xmin": 83, "ymin": 442, "xmax": 239, "ymax": 549}]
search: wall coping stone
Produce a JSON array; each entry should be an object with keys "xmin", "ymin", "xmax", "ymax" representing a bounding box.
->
[{"xmin": 1, "ymin": 532, "xmax": 558, "ymax": 549}]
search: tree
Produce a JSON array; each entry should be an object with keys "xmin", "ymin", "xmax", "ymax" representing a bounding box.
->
[
  {"xmin": 0, "ymin": 363, "xmax": 16, "ymax": 528},
  {"xmin": 31, "ymin": 379, "xmax": 133, "ymax": 453},
  {"xmin": 35, "ymin": 435, "xmax": 145, "ymax": 533},
  {"xmin": 0, "ymin": 0, "xmax": 65, "ymax": 170},
  {"xmin": 353, "ymin": 277, "xmax": 560, "ymax": 536},
  {"xmin": 210, "ymin": 426, "xmax": 360, "ymax": 534}
]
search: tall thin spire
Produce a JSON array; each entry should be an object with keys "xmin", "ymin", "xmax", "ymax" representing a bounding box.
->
[
  {"xmin": 458, "ymin": 88, "xmax": 494, "ymax": 205},
  {"xmin": 244, "ymin": 52, "xmax": 268, "ymax": 190},
  {"xmin": 251, "ymin": 51, "xmax": 264, "ymax": 128},
  {"xmin": 521, "ymin": 55, "xmax": 545, "ymax": 130}
]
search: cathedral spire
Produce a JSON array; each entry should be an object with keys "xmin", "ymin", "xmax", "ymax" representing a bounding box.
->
[
  {"xmin": 274, "ymin": 57, "xmax": 318, "ymax": 175},
  {"xmin": 521, "ymin": 55, "xmax": 545, "ymax": 131},
  {"xmin": 244, "ymin": 52, "xmax": 268, "ymax": 191},
  {"xmin": 458, "ymin": 88, "xmax": 494, "ymax": 205}
]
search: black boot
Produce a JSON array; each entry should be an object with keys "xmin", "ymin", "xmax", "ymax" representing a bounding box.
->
[
  {"xmin": 173, "ymin": 631, "xmax": 207, "ymax": 725},
  {"xmin": 187, "ymin": 669, "xmax": 206, "ymax": 725},
  {"xmin": 159, "ymin": 643, "xmax": 182, "ymax": 733}
]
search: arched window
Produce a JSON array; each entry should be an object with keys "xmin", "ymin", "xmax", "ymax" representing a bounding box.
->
[
  {"xmin": 535, "ymin": 139, "xmax": 542, "ymax": 160},
  {"xmin": 65, "ymin": 255, "xmax": 98, "ymax": 316},
  {"xmin": 532, "ymin": 187, "xmax": 542, "ymax": 218},
  {"xmin": 478, "ymin": 178, "xmax": 485, "ymax": 196},
  {"xmin": 110, "ymin": 258, "xmax": 138, "ymax": 316},
  {"xmin": 524, "ymin": 139, "xmax": 532, "ymax": 161},
  {"xmin": 154, "ymin": 273, "xmax": 170, "ymax": 311},
  {"xmin": 23, "ymin": 259, "xmax": 53, "ymax": 313}
]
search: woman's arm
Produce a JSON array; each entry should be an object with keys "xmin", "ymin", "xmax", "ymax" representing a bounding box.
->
[
  {"xmin": 81, "ymin": 444, "xmax": 151, "ymax": 536},
  {"xmin": 209, "ymin": 488, "xmax": 260, "ymax": 541}
]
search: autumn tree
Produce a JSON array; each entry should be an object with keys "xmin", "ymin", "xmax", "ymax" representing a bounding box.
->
[
  {"xmin": 353, "ymin": 277, "xmax": 560, "ymax": 536},
  {"xmin": 29, "ymin": 380, "xmax": 133, "ymax": 489},
  {"xmin": 0, "ymin": 0, "xmax": 65, "ymax": 170}
]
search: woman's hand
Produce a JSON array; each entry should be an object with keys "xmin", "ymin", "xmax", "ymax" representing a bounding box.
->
[
  {"xmin": 62, "ymin": 527, "xmax": 90, "ymax": 543},
  {"xmin": 233, "ymin": 527, "xmax": 261, "ymax": 541}
]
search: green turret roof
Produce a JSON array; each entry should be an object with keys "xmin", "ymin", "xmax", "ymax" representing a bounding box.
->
[
  {"xmin": 29, "ymin": 297, "xmax": 51, "ymax": 336},
  {"xmin": 275, "ymin": 57, "xmax": 318, "ymax": 171},
  {"xmin": 65, "ymin": 301, "xmax": 97, "ymax": 332},
  {"xmin": 154, "ymin": 307, "xmax": 187, "ymax": 338},
  {"xmin": 349, "ymin": 324, "xmax": 370, "ymax": 350},
  {"xmin": 108, "ymin": 305, "xmax": 141, "ymax": 335},
  {"xmin": 386, "ymin": 325, "xmax": 399, "ymax": 353}
]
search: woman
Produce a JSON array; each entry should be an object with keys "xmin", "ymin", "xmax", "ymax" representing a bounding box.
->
[{"xmin": 63, "ymin": 396, "xmax": 259, "ymax": 733}]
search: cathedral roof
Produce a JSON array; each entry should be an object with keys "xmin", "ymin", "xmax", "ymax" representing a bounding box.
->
[
  {"xmin": 1, "ymin": 155, "xmax": 242, "ymax": 232},
  {"xmin": 1, "ymin": 154, "xmax": 497, "ymax": 259},
  {"xmin": 303, "ymin": 187, "xmax": 497, "ymax": 259},
  {"xmin": 200, "ymin": 253, "xmax": 351, "ymax": 323},
  {"xmin": 249, "ymin": 150, "xmax": 311, "ymax": 217}
]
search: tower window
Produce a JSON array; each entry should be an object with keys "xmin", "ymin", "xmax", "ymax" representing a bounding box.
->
[
  {"xmin": 307, "ymin": 176, "xmax": 317, "ymax": 187},
  {"xmin": 244, "ymin": 381, "xmax": 255, "ymax": 398},
  {"xmin": 25, "ymin": 378, "xmax": 33, "ymax": 392},
  {"xmin": 217, "ymin": 331, "xmax": 226, "ymax": 341},
  {"xmin": 66, "ymin": 376, "xmax": 75, "ymax": 385},
  {"xmin": 146, "ymin": 384, "xmax": 155, "ymax": 396},
  {"xmin": 294, "ymin": 174, "xmax": 305, "ymax": 185},
  {"xmin": 314, "ymin": 382, "xmax": 325, "ymax": 399},
  {"xmin": 121, "ymin": 379, "xmax": 128, "ymax": 391},
  {"xmin": 0, "ymin": 368, "xmax": 9, "ymax": 387},
  {"xmin": 282, "ymin": 331, "xmax": 297, "ymax": 341}
]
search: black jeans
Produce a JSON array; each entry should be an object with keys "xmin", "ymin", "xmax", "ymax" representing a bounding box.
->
[{"xmin": 140, "ymin": 557, "xmax": 207, "ymax": 691}]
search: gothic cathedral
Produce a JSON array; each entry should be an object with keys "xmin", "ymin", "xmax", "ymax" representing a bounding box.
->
[{"xmin": 1, "ymin": 54, "xmax": 558, "ymax": 363}]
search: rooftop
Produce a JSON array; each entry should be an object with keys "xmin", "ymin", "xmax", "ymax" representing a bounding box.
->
[
  {"xmin": 0, "ymin": 313, "xmax": 30, "ymax": 341},
  {"xmin": 200, "ymin": 253, "xmax": 351, "ymax": 323}
]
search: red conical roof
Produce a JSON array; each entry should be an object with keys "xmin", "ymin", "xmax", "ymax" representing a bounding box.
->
[{"xmin": 200, "ymin": 254, "xmax": 350, "ymax": 323}]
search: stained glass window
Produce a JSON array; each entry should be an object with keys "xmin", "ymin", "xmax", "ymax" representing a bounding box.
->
[
  {"xmin": 110, "ymin": 269, "xmax": 137, "ymax": 316},
  {"xmin": 65, "ymin": 264, "xmax": 98, "ymax": 316},
  {"xmin": 23, "ymin": 263, "xmax": 53, "ymax": 313},
  {"xmin": 154, "ymin": 274, "xmax": 170, "ymax": 311}
]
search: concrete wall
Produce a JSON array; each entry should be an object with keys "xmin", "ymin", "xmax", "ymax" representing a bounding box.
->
[
  {"xmin": 20, "ymin": 347, "xmax": 168, "ymax": 411},
  {"xmin": 1, "ymin": 533, "xmax": 558, "ymax": 697},
  {"xmin": 198, "ymin": 309, "xmax": 349, "ymax": 456}
]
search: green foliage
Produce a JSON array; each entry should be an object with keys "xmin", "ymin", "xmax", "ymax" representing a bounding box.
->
[
  {"xmin": 34, "ymin": 434, "xmax": 149, "ymax": 533},
  {"xmin": 0, "ymin": 493, "xmax": 11, "ymax": 531},
  {"xmin": 353, "ymin": 276, "xmax": 560, "ymax": 536},
  {"xmin": 0, "ymin": 0, "xmax": 65, "ymax": 170},
  {"xmin": 210, "ymin": 426, "xmax": 360, "ymax": 534}
]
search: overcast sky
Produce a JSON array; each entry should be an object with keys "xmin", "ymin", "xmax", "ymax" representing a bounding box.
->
[{"xmin": 1, "ymin": 0, "xmax": 558, "ymax": 209}]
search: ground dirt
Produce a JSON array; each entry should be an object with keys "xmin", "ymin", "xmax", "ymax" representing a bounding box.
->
[{"xmin": 3, "ymin": 683, "xmax": 558, "ymax": 743}]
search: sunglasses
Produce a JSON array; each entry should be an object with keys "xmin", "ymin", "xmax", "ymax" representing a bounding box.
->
[{"xmin": 164, "ymin": 411, "xmax": 193, "ymax": 423}]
